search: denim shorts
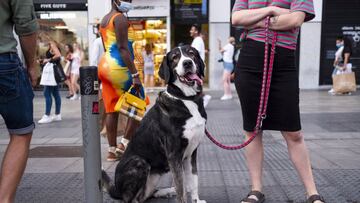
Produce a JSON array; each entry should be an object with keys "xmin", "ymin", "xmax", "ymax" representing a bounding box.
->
[
  {"xmin": 0, "ymin": 53, "xmax": 35, "ymax": 135},
  {"xmin": 223, "ymin": 62, "xmax": 234, "ymax": 73}
]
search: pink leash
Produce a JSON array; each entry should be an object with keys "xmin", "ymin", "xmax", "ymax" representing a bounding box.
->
[{"xmin": 205, "ymin": 17, "xmax": 278, "ymax": 150}]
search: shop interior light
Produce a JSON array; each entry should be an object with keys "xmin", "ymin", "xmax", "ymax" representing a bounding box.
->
[
  {"xmin": 55, "ymin": 26, "xmax": 69, "ymax": 30},
  {"xmin": 147, "ymin": 20, "xmax": 163, "ymax": 24},
  {"xmin": 40, "ymin": 13, "xmax": 76, "ymax": 19}
]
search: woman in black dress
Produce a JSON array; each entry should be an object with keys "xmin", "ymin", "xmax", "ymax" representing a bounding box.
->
[{"xmin": 232, "ymin": 0, "xmax": 325, "ymax": 202}]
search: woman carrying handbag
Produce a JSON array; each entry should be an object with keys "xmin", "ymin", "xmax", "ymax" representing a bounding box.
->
[
  {"xmin": 38, "ymin": 41, "xmax": 62, "ymax": 124},
  {"xmin": 232, "ymin": 0, "xmax": 325, "ymax": 202},
  {"xmin": 98, "ymin": 0, "xmax": 145, "ymax": 161}
]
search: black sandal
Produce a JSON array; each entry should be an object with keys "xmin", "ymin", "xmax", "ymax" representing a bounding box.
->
[
  {"xmin": 241, "ymin": 190, "xmax": 265, "ymax": 203},
  {"xmin": 306, "ymin": 194, "xmax": 325, "ymax": 203}
]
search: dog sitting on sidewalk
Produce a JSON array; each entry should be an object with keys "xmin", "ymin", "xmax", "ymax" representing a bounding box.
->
[{"xmin": 102, "ymin": 45, "xmax": 207, "ymax": 203}]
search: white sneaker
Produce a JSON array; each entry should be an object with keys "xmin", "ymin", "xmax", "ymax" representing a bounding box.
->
[
  {"xmin": 70, "ymin": 94, "xmax": 79, "ymax": 100},
  {"xmin": 38, "ymin": 115, "xmax": 53, "ymax": 124},
  {"xmin": 203, "ymin": 94, "xmax": 212, "ymax": 108},
  {"xmin": 52, "ymin": 114, "xmax": 62, "ymax": 122},
  {"xmin": 328, "ymin": 89, "xmax": 336, "ymax": 95},
  {"xmin": 220, "ymin": 95, "xmax": 233, "ymax": 100}
]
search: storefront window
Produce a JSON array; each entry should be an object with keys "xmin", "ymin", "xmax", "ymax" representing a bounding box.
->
[
  {"xmin": 130, "ymin": 18, "xmax": 168, "ymax": 87},
  {"xmin": 36, "ymin": 11, "xmax": 89, "ymax": 69}
]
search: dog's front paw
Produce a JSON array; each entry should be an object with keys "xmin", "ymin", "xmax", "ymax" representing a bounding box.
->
[
  {"xmin": 193, "ymin": 199, "xmax": 207, "ymax": 203},
  {"xmin": 153, "ymin": 187, "xmax": 176, "ymax": 198}
]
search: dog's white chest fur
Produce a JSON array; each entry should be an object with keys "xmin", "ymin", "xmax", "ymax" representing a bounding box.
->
[{"xmin": 182, "ymin": 100, "xmax": 206, "ymax": 159}]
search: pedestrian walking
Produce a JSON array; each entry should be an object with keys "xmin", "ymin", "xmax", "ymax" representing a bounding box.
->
[
  {"xmin": 232, "ymin": 0, "xmax": 325, "ymax": 203},
  {"xmin": 38, "ymin": 41, "xmax": 62, "ymax": 124},
  {"xmin": 190, "ymin": 24, "xmax": 212, "ymax": 107},
  {"xmin": 328, "ymin": 36, "xmax": 353, "ymax": 95},
  {"xmin": 142, "ymin": 43, "xmax": 155, "ymax": 90},
  {"xmin": 69, "ymin": 42, "xmax": 82, "ymax": 100},
  {"xmin": 98, "ymin": 0, "xmax": 144, "ymax": 161},
  {"xmin": 64, "ymin": 44, "xmax": 74, "ymax": 99},
  {"xmin": 218, "ymin": 37, "xmax": 236, "ymax": 100},
  {"xmin": 90, "ymin": 24, "xmax": 105, "ymax": 67},
  {"xmin": 0, "ymin": 0, "xmax": 38, "ymax": 201}
]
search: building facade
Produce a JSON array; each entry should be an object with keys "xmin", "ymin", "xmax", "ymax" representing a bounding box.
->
[{"xmin": 32, "ymin": 0, "xmax": 358, "ymax": 89}]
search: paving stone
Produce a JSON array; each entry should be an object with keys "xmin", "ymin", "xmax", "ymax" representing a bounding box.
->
[
  {"xmin": 320, "ymin": 169, "xmax": 360, "ymax": 202},
  {"xmin": 216, "ymin": 150, "xmax": 248, "ymax": 171},
  {"xmin": 28, "ymin": 138, "xmax": 53, "ymax": 145},
  {"xmin": 24, "ymin": 158, "xmax": 79, "ymax": 173},
  {"xmin": 309, "ymin": 153, "xmax": 342, "ymax": 170},
  {"xmin": 199, "ymin": 171, "xmax": 225, "ymax": 187},
  {"xmin": 4, "ymin": 90, "xmax": 360, "ymax": 202},
  {"xmin": 0, "ymin": 138, "xmax": 10, "ymax": 144},
  {"xmin": 29, "ymin": 146, "xmax": 83, "ymax": 158},
  {"xmin": 311, "ymin": 148, "xmax": 360, "ymax": 169},
  {"xmin": 46, "ymin": 138, "xmax": 81, "ymax": 145},
  {"xmin": 222, "ymin": 170, "xmax": 277, "ymax": 187},
  {"xmin": 199, "ymin": 186, "xmax": 229, "ymax": 203}
]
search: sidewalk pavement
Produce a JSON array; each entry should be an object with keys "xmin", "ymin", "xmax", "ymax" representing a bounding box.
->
[{"xmin": 0, "ymin": 89, "xmax": 360, "ymax": 203}]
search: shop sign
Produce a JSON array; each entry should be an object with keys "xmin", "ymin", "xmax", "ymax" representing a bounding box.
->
[
  {"xmin": 171, "ymin": 0, "xmax": 208, "ymax": 24},
  {"xmin": 342, "ymin": 26, "xmax": 360, "ymax": 43},
  {"xmin": 33, "ymin": 0, "xmax": 87, "ymax": 11},
  {"xmin": 128, "ymin": 0, "xmax": 170, "ymax": 17}
]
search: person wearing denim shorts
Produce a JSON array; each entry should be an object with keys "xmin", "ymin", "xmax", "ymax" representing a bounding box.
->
[
  {"xmin": 0, "ymin": 0, "xmax": 38, "ymax": 202},
  {"xmin": 218, "ymin": 37, "xmax": 236, "ymax": 100}
]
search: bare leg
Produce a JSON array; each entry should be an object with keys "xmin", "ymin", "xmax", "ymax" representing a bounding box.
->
[
  {"xmin": 99, "ymin": 92, "xmax": 107, "ymax": 136},
  {"xmin": 0, "ymin": 133, "xmax": 32, "ymax": 203},
  {"xmin": 64, "ymin": 79, "xmax": 73, "ymax": 96},
  {"xmin": 149, "ymin": 75, "xmax": 154, "ymax": 88},
  {"xmin": 71, "ymin": 74, "xmax": 80, "ymax": 94},
  {"xmin": 123, "ymin": 118, "xmax": 140, "ymax": 140},
  {"xmin": 282, "ymin": 131, "xmax": 323, "ymax": 203},
  {"xmin": 116, "ymin": 117, "xmax": 140, "ymax": 153},
  {"xmin": 241, "ymin": 131, "xmax": 264, "ymax": 203},
  {"xmin": 106, "ymin": 112, "xmax": 119, "ymax": 147},
  {"xmin": 223, "ymin": 71, "xmax": 232, "ymax": 96},
  {"xmin": 144, "ymin": 74, "xmax": 149, "ymax": 88}
]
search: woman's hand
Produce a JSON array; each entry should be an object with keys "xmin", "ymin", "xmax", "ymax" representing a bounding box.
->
[
  {"xmin": 42, "ymin": 58, "xmax": 51, "ymax": 64},
  {"xmin": 132, "ymin": 76, "xmax": 142, "ymax": 90}
]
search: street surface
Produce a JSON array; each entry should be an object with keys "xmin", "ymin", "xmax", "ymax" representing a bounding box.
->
[{"xmin": 0, "ymin": 89, "xmax": 359, "ymax": 203}]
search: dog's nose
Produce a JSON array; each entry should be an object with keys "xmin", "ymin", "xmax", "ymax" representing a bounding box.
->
[{"xmin": 183, "ymin": 60, "xmax": 193, "ymax": 69}]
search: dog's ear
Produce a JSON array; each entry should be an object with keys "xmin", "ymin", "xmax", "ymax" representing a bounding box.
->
[
  {"xmin": 159, "ymin": 54, "xmax": 172, "ymax": 84},
  {"xmin": 193, "ymin": 49, "xmax": 205, "ymax": 78}
]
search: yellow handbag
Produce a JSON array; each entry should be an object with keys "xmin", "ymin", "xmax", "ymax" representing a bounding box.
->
[{"xmin": 114, "ymin": 87, "xmax": 147, "ymax": 121}]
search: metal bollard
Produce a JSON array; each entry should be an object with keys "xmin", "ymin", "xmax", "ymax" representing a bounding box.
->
[{"xmin": 80, "ymin": 66, "xmax": 103, "ymax": 203}]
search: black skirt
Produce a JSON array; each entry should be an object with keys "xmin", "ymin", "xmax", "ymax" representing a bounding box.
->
[{"xmin": 234, "ymin": 39, "xmax": 301, "ymax": 132}]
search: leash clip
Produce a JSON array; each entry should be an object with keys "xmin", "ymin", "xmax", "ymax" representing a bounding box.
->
[{"xmin": 260, "ymin": 114, "xmax": 267, "ymax": 128}]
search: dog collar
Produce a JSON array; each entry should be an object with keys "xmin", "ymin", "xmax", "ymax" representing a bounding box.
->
[
  {"xmin": 163, "ymin": 89, "xmax": 200, "ymax": 102},
  {"xmin": 164, "ymin": 91, "xmax": 181, "ymax": 100}
]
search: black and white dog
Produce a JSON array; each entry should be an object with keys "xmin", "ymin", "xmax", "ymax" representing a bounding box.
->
[{"xmin": 102, "ymin": 45, "xmax": 207, "ymax": 203}]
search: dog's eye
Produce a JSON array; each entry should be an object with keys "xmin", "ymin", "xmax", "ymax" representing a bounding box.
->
[
  {"xmin": 170, "ymin": 53, "xmax": 179, "ymax": 60},
  {"xmin": 188, "ymin": 50, "xmax": 197, "ymax": 57}
]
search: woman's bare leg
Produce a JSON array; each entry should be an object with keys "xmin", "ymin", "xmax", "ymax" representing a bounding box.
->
[{"xmin": 282, "ymin": 131, "xmax": 322, "ymax": 202}]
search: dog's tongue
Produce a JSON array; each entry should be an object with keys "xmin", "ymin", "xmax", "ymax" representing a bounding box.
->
[{"xmin": 187, "ymin": 73, "xmax": 203, "ymax": 86}]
